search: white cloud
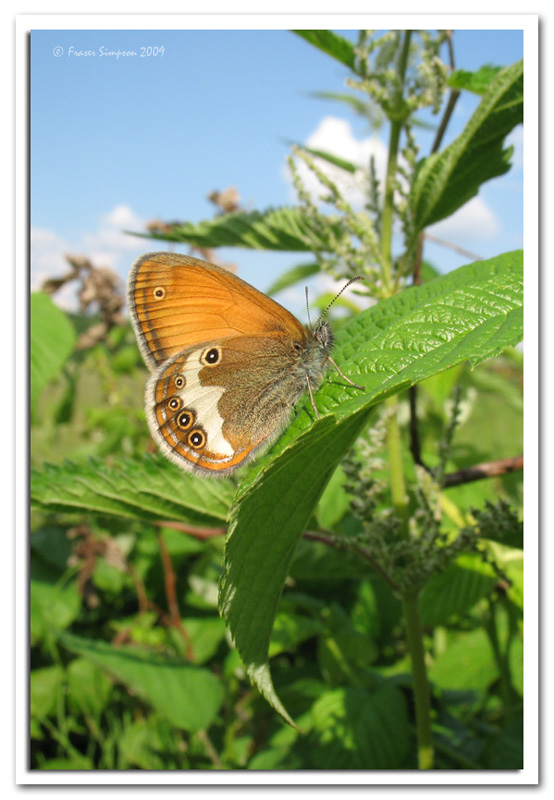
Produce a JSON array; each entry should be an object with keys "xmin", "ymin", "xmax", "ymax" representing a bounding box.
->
[
  {"xmin": 82, "ymin": 204, "xmax": 146, "ymax": 265},
  {"xmin": 285, "ymin": 116, "xmax": 388, "ymax": 207},
  {"xmin": 429, "ymin": 195, "xmax": 500, "ymax": 242}
]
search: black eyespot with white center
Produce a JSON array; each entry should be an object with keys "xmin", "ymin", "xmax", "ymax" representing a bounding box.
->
[
  {"xmin": 174, "ymin": 374, "xmax": 185, "ymax": 390},
  {"xmin": 200, "ymin": 346, "xmax": 222, "ymax": 366},
  {"xmin": 167, "ymin": 397, "xmax": 181, "ymax": 413},
  {"xmin": 177, "ymin": 410, "xmax": 194, "ymax": 431},
  {"xmin": 188, "ymin": 429, "xmax": 206, "ymax": 449},
  {"xmin": 153, "ymin": 286, "xmax": 165, "ymax": 300}
]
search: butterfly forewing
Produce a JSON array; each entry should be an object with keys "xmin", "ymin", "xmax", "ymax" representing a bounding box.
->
[{"xmin": 128, "ymin": 252, "xmax": 304, "ymax": 371}]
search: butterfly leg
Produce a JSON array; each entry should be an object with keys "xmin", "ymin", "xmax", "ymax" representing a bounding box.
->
[
  {"xmin": 305, "ymin": 374, "xmax": 320, "ymax": 419},
  {"xmin": 327, "ymin": 356, "xmax": 365, "ymax": 391}
]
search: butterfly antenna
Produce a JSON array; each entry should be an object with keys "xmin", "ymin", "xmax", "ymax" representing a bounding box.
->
[
  {"xmin": 315, "ymin": 276, "xmax": 365, "ymax": 327},
  {"xmin": 305, "ymin": 286, "xmax": 313, "ymax": 329}
]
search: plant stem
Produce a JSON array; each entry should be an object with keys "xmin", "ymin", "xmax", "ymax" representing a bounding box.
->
[
  {"xmin": 402, "ymin": 589, "xmax": 434, "ymax": 769},
  {"xmin": 380, "ymin": 30, "xmax": 412, "ymax": 295},
  {"xmin": 385, "ymin": 395, "xmax": 409, "ymax": 536}
]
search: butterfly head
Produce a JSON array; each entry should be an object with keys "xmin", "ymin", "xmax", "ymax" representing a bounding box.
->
[{"xmin": 313, "ymin": 320, "xmax": 334, "ymax": 353}]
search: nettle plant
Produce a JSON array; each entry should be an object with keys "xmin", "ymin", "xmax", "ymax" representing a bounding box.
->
[{"xmin": 31, "ymin": 30, "xmax": 523, "ymax": 770}]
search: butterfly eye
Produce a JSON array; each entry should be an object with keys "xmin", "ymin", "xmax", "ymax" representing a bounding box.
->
[
  {"xmin": 293, "ymin": 343, "xmax": 302, "ymax": 353},
  {"xmin": 153, "ymin": 286, "xmax": 166, "ymax": 300},
  {"xmin": 201, "ymin": 346, "xmax": 222, "ymax": 366},
  {"xmin": 177, "ymin": 410, "xmax": 194, "ymax": 430},
  {"xmin": 167, "ymin": 397, "xmax": 181, "ymax": 412},
  {"xmin": 188, "ymin": 429, "xmax": 206, "ymax": 449},
  {"xmin": 174, "ymin": 375, "xmax": 185, "ymax": 389}
]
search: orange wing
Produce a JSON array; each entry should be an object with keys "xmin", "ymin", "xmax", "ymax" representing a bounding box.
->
[{"xmin": 128, "ymin": 252, "xmax": 305, "ymax": 370}]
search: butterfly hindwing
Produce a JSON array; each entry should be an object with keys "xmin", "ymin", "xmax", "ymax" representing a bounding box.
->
[{"xmin": 146, "ymin": 335, "xmax": 299, "ymax": 476}]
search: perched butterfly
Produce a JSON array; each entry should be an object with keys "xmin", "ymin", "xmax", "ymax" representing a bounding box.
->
[{"xmin": 127, "ymin": 252, "xmax": 364, "ymax": 477}]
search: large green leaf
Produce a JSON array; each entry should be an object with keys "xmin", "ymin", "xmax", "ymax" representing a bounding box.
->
[
  {"xmin": 250, "ymin": 251, "xmax": 523, "ymax": 472},
  {"xmin": 130, "ymin": 206, "xmax": 336, "ymax": 253},
  {"xmin": 59, "ymin": 632, "xmax": 224, "ymax": 733},
  {"xmin": 219, "ymin": 251, "xmax": 523, "ymax": 724},
  {"xmin": 220, "ymin": 410, "xmax": 370, "ymax": 726},
  {"xmin": 410, "ymin": 60, "xmax": 522, "ymax": 232},
  {"xmin": 30, "ymin": 292, "xmax": 76, "ymax": 416},
  {"xmin": 31, "ymin": 455, "xmax": 234, "ymax": 524}
]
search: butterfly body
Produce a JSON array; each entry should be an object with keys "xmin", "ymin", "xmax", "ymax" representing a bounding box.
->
[{"xmin": 128, "ymin": 252, "xmax": 357, "ymax": 477}]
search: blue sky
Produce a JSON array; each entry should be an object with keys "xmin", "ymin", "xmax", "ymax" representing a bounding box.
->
[{"xmin": 30, "ymin": 27, "xmax": 523, "ymax": 313}]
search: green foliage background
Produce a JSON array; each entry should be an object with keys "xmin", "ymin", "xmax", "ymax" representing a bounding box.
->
[{"xmin": 30, "ymin": 31, "xmax": 524, "ymax": 771}]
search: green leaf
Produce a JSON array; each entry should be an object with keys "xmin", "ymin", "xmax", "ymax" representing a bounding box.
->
[
  {"xmin": 67, "ymin": 658, "xmax": 113, "ymax": 717},
  {"xmin": 265, "ymin": 262, "xmax": 320, "ymax": 296},
  {"xmin": 308, "ymin": 684, "xmax": 411, "ymax": 769},
  {"xmin": 118, "ymin": 717, "xmax": 178, "ymax": 770},
  {"xmin": 181, "ymin": 616, "xmax": 227, "ymax": 665},
  {"xmin": 59, "ymin": 632, "xmax": 224, "ymax": 733},
  {"xmin": 130, "ymin": 206, "xmax": 337, "ymax": 252},
  {"xmin": 287, "ymin": 140, "xmax": 358, "ymax": 173},
  {"xmin": 220, "ymin": 409, "xmax": 370, "ymax": 727},
  {"xmin": 30, "ymin": 665, "xmax": 65, "ymax": 721},
  {"xmin": 308, "ymin": 90, "xmax": 379, "ymax": 120},
  {"xmin": 315, "ymin": 464, "xmax": 351, "ymax": 529},
  {"xmin": 268, "ymin": 611, "xmax": 324, "ymax": 658},
  {"xmin": 429, "ymin": 629, "xmax": 499, "ymax": 692},
  {"xmin": 292, "ymin": 30, "xmax": 357, "ymax": 72},
  {"xmin": 219, "ymin": 252, "xmax": 522, "ymax": 724},
  {"xmin": 31, "ymin": 526, "xmax": 74, "ymax": 571},
  {"xmin": 419, "ymin": 553, "xmax": 498, "ymax": 627},
  {"xmin": 317, "ymin": 604, "xmax": 378, "ymax": 684},
  {"xmin": 31, "ymin": 455, "xmax": 234, "ymax": 524},
  {"xmin": 448, "ymin": 65, "xmax": 504, "ymax": 95},
  {"xmin": 30, "ymin": 293, "xmax": 76, "ymax": 416},
  {"xmin": 410, "ymin": 60, "xmax": 523, "ymax": 231},
  {"xmin": 30, "ymin": 561, "xmax": 82, "ymax": 644}
]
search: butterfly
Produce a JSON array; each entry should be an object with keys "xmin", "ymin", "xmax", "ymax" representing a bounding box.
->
[{"xmin": 127, "ymin": 252, "xmax": 364, "ymax": 477}]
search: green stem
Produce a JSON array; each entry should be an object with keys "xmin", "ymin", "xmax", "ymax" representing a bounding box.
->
[
  {"xmin": 385, "ymin": 395, "xmax": 409, "ymax": 536},
  {"xmin": 380, "ymin": 30, "xmax": 412, "ymax": 295},
  {"xmin": 402, "ymin": 589, "xmax": 434, "ymax": 769}
]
